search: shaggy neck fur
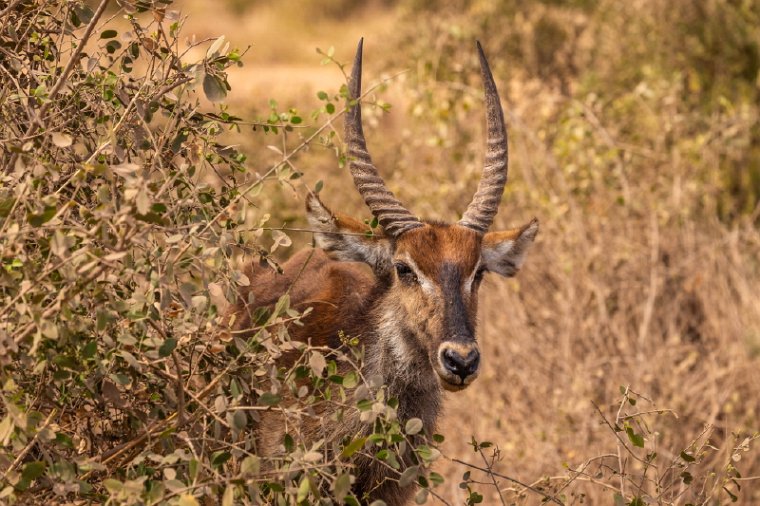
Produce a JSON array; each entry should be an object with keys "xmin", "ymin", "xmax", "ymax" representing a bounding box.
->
[{"xmin": 364, "ymin": 294, "xmax": 443, "ymax": 430}]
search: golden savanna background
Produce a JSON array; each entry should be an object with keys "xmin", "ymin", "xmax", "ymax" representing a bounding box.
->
[
  {"xmin": 1, "ymin": 0, "xmax": 759, "ymax": 504},
  {"xmin": 178, "ymin": 0, "xmax": 760, "ymax": 502}
]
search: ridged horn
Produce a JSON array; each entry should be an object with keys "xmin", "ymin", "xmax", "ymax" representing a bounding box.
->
[
  {"xmin": 458, "ymin": 41, "xmax": 509, "ymax": 233},
  {"xmin": 346, "ymin": 38, "xmax": 422, "ymax": 238}
]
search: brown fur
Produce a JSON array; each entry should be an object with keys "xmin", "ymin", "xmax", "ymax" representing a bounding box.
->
[{"xmin": 226, "ymin": 196, "xmax": 538, "ymax": 505}]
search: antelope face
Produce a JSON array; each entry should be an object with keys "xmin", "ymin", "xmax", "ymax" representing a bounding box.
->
[
  {"xmin": 392, "ymin": 225, "xmax": 483, "ymax": 391},
  {"xmin": 307, "ymin": 197, "xmax": 538, "ymax": 391},
  {"xmin": 306, "ymin": 38, "xmax": 538, "ymax": 392}
]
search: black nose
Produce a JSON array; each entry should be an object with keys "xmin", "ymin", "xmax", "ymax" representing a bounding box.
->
[{"xmin": 441, "ymin": 347, "xmax": 480, "ymax": 381}]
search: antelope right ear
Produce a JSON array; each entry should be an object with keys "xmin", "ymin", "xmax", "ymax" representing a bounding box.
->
[
  {"xmin": 305, "ymin": 193, "xmax": 393, "ymax": 276},
  {"xmin": 481, "ymin": 219, "xmax": 539, "ymax": 277}
]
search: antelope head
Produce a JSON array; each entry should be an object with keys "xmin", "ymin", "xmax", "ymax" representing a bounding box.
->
[{"xmin": 307, "ymin": 40, "xmax": 538, "ymax": 392}]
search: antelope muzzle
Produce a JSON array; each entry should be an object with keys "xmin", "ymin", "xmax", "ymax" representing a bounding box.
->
[{"xmin": 436, "ymin": 342, "xmax": 481, "ymax": 391}]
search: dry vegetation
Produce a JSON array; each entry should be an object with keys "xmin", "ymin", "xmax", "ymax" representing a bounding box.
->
[{"xmin": 1, "ymin": 0, "xmax": 759, "ymax": 504}]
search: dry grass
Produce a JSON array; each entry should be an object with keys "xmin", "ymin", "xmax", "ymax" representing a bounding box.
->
[{"xmin": 160, "ymin": 0, "xmax": 760, "ymax": 503}]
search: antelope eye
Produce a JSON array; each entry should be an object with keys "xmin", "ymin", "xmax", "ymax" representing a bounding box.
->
[{"xmin": 394, "ymin": 262, "xmax": 417, "ymax": 282}]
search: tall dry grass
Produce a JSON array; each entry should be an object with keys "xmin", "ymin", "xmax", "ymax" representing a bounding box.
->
[{"xmin": 194, "ymin": 0, "xmax": 760, "ymax": 502}]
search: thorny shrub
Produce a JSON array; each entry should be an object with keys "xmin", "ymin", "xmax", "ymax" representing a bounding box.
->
[{"xmin": 0, "ymin": 0, "xmax": 447, "ymax": 504}]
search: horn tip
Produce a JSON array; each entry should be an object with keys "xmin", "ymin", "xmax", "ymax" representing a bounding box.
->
[
  {"xmin": 350, "ymin": 38, "xmax": 364, "ymax": 100},
  {"xmin": 476, "ymin": 40, "xmax": 488, "ymax": 66}
]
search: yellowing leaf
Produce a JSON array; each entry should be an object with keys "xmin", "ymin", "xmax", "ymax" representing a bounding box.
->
[
  {"xmin": 51, "ymin": 132, "xmax": 72, "ymax": 147},
  {"xmin": 296, "ymin": 475, "xmax": 310, "ymax": 502},
  {"xmin": 303, "ymin": 451, "xmax": 322, "ymax": 462},
  {"xmin": 240, "ymin": 455, "xmax": 260, "ymax": 476},
  {"xmin": 206, "ymin": 35, "xmax": 225, "ymax": 59},
  {"xmin": 309, "ymin": 351, "xmax": 326, "ymax": 376},
  {"xmin": 405, "ymin": 418, "xmax": 423, "ymax": 435},
  {"xmin": 341, "ymin": 437, "xmax": 367, "ymax": 458},
  {"xmin": 178, "ymin": 494, "xmax": 199, "ymax": 506},
  {"xmin": 222, "ymin": 485, "xmax": 234, "ymax": 506}
]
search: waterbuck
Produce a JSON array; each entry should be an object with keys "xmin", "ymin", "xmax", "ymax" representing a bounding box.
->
[{"xmin": 230, "ymin": 39, "xmax": 538, "ymax": 505}]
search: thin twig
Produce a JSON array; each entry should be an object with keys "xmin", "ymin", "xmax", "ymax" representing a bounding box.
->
[
  {"xmin": 168, "ymin": 69, "xmax": 409, "ymax": 266},
  {"xmin": 0, "ymin": 0, "xmax": 25, "ymax": 18},
  {"xmin": 477, "ymin": 447, "xmax": 507, "ymax": 506},
  {"xmin": 451, "ymin": 458, "xmax": 564, "ymax": 505},
  {"xmin": 1, "ymin": 409, "xmax": 57, "ymax": 479}
]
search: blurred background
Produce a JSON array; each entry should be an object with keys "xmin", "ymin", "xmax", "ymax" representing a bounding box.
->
[{"xmin": 179, "ymin": 0, "xmax": 760, "ymax": 502}]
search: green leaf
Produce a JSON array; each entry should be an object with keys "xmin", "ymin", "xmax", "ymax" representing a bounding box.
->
[
  {"xmin": 257, "ymin": 392, "xmax": 280, "ymax": 406},
  {"xmin": 105, "ymin": 40, "xmax": 121, "ymax": 54},
  {"xmin": 211, "ymin": 451, "xmax": 231, "ymax": 469},
  {"xmin": 158, "ymin": 338, "xmax": 177, "ymax": 357},
  {"xmin": 333, "ymin": 473, "xmax": 351, "ymax": 501},
  {"xmin": 283, "ymin": 433, "xmax": 294, "ymax": 452},
  {"xmin": 398, "ymin": 466, "xmax": 418, "ymax": 488},
  {"xmin": 343, "ymin": 371, "xmax": 358, "ymax": 388},
  {"xmin": 55, "ymin": 432, "xmax": 73, "ymax": 448},
  {"xmin": 680, "ymin": 450, "xmax": 696, "ymax": 462},
  {"xmin": 27, "ymin": 205, "xmax": 57, "ymax": 227},
  {"xmin": 73, "ymin": 4, "xmax": 94, "ymax": 24},
  {"xmin": 470, "ymin": 491, "xmax": 484, "ymax": 504},
  {"xmin": 297, "ymin": 475, "xmax": 310, "ymax": 502},
  {"xmin": 189, "ymin": 458, "xmax": 199, "ymax": 480},
  {"xmin": 100, "ymin": 29, "xmax": 117, "ymax": 39},
  {"xmin": 102, "ymin": 478, "xmax": 123, "ymax": 493},
  {"xmin": 240, "ymin": 455, "xmax": 260, "ymax": 476},
  {"xmin": 341, "ymin": 437, "xmax": 367, "ymax": 458},
  {"xmin": 415, "ymin": 445, "xmax": 440, "ymax": 462},
  {"xmin": 82, "ymin": 341, "xmax": 98, "ymax": 359},
  {"xmin": 21, "ymin": 461, "xmax": 46, "ymax": 481},
  {"xmin": 429, "ymin": 472, "xmax": 444, "ymax": 485},
  {"xmin": 231, "ymin": 410, "xmax": 247, "ymax": 431},
  {"xmin": 625, "ymin": 425, "xmax": 645, "ymax": 448},
  {"xmin": 203, "ymin": 74, "xmax": 227, "ymax": 103}
]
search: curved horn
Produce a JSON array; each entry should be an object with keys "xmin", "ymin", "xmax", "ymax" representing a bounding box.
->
[
  {"xmin": 346, "ymin": 38, "xmax": 422, "ymax": 238},
  {"xmin": 458, "ymin": 41, "xmax": 509, "ymax": 233}
]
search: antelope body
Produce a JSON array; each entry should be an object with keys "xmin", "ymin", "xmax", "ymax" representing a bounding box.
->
[{"xmin": 230, "ymin": 40, "xmax": 538, "ymax": 505}]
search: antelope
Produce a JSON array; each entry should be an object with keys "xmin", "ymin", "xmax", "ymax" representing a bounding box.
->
[{"xmin": 230, "ymin": 39, "xmax": 538, "ymax": 505}]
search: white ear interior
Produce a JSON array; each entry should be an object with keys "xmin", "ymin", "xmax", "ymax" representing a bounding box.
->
[{"xmin": 482, "ymin": 219, "xmax": 538, "ymax": 277}]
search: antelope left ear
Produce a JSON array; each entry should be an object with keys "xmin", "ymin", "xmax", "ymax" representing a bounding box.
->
[
  {"xmin": 305, "ymin": 193, "xmax": 393, "ymax": 275},
  {"xmin": 481, "ymin": 218, "xmax": 539, "ymax": 277}
]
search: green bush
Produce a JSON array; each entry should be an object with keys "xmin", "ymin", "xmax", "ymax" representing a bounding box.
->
[{"xmin": 0, "ymin": 1, "xmax": 452, "ymax": 503}]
